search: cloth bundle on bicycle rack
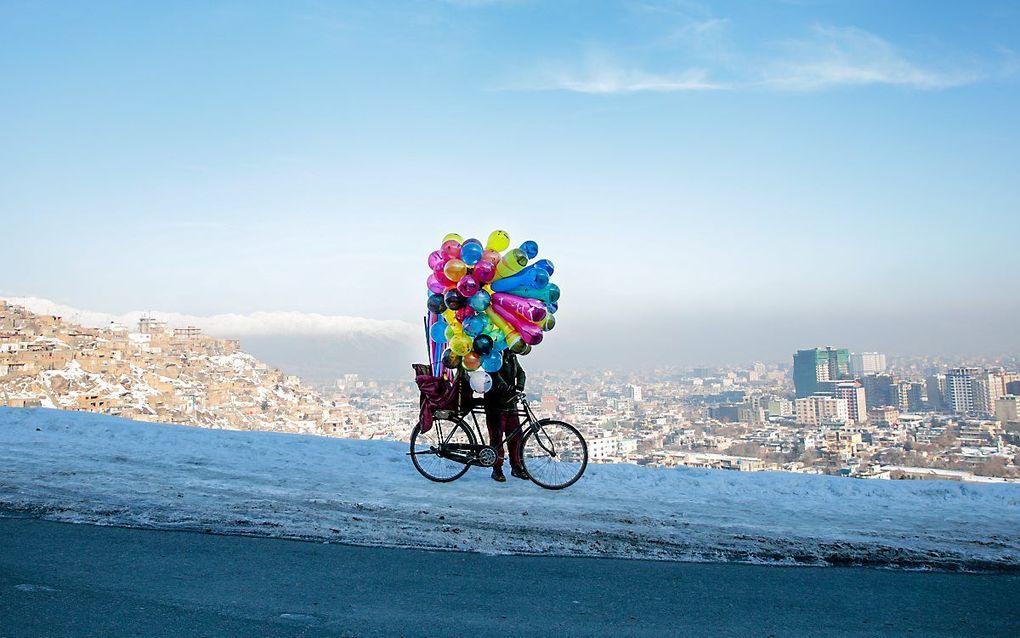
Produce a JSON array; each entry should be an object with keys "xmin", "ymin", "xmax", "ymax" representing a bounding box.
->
[{"xmin": 413, "ymin": 364, "xmax": 473, "ymax": 433}]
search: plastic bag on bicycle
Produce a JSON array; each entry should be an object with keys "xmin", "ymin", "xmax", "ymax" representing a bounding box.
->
[{"xmin": 413, "ymin": 365, "xmax": 472, "ymax": 433}]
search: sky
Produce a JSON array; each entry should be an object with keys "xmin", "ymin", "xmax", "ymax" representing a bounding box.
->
[{"xmin": 2, "ymin": 1, "xmax": 1019, "ymax": 376}]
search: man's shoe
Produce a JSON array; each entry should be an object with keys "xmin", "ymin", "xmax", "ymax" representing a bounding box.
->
[
  {"xmin": 491, "ymin": 467, "xmax": 507, "ymax": 482},
  {"xmin": 511, "ymin": 467, "xmax": 530, "ymax": 480}
]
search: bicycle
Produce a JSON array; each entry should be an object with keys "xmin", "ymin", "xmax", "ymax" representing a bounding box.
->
[{"xmin": 409, "ymin": 392, "xmax": 588, "ymax": 490}]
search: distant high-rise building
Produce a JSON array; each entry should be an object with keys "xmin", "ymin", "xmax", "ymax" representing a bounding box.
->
[
  {"xmin": 995, "ymin": 395, "xmax": 1020, "ymax": 423},
  {"xmin": 795, "ymin": 394, "xmax": 849, "ymax": 426},
  {"xmin": 860, "ymin": 373, "xmax": 896, "ymax": 410},
  {"xmin": 849, "ymin": 352, "xmax": 887, "ymax": 376},
  {"xmin": 890, "ymin": 380, "xmax": 912, "ymax": 411},
  {"xmin": 1007, "ymin": 381, "xmax": 1020, "ymax": 396},
  {"xmin": 832, "ymin": 381, "xmax": 868, "ymax": 424},
  {"xmin": 973, "ymin": 370, "xmax": 1005, "ymax": 416},
  {"xmin": 908, "ymin": 381, "xmax": 928, "ymax": 412},
  {"xmin": 793, "ymin": 347, "xmax": 849, "ymax": 398},
  {"xmin": 926, "ymin": 374, "xmax": 947, "ymax": 411},
  {"xmin": 626, "ymin": 384, "xmax": 643, "ymax": 402},
  {"xmin": 946, "ymin": 367, "xmax": 980, "ymax": 414}
]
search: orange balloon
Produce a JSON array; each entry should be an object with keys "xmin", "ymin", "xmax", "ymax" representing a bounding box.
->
[
  {"xmin": 443, "ymin": 259, "xmax": 467, "ymax": 282},
  {"xmin": 463, "ymin": 352, "xmax": 481, "ymax": 370}
]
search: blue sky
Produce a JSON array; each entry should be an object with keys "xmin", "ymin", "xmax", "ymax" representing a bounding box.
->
[{"xmin": 2, "ymin": 0, "xmax": 1018, "ymax": 367}]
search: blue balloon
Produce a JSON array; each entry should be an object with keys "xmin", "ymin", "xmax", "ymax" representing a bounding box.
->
[
  {"xmin": 534, "ymin": 259, "xmax": 554, "ymax": 276},
  {"xmin": 491, "ymin": 337, "xmax": 507, "ymax": 352},
  {"xmin": 468, "ymin": 290, "xmax": 491, "ymax": 312},
  {"xmin": 462, "ymin": 314, "xmax": 488, "ymax": 337},
  {"xmin": 482, "ymin": 351, "xmax": 504, "ymax": 373},
  {"xmin": 520, "ymin": 240, "xmax": 539, "ymax": 259},
  {"xmin": 546, "ymin": 302, "xmax": 558, "ymax": 315},
  {"xmin": 461, "ymin": 239, "xmax": 483, "ymax": 266},
  {"xmin": 490, "ymin": 265, "xmax": 549, "ymax": 293},
  {"xmin": 430, "ymin": 320, "xmax": 449, "ymax": 343},
  {"xmin": 502, "ymin": 283, "xmax": 559, "ymax": 303}
]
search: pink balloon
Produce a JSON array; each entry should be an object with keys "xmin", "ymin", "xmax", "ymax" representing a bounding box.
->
[
  {"xmin": 442, "ymin": 240, "xmax": 462, "ymax": 260},
  {"xmin": 427, "ymin": 250, "xmax": 445, "ymax": 271},
  {"xmin": 491, "ymin": 303, "xmax": 544, "ymax": 346},
  {"xmin": 427, "ymin": 274, "xmax": 446, "ymax": 294},
  {"xmin": 492, "ymin": 293, "xmax": 547, "ymax": 322},
  {"xmin": 473, "ymin": 260, "xmax": 496, "ymax": 284},
  {"xmin": 457, "ymin": 275, "xmax": 480, "ymax": 298},
  {"xmin": 431, "ymin": 269, "xmax": 456, "ymax": 290}
]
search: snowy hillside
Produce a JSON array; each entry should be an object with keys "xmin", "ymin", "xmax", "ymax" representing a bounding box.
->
[{"xmin": 2, "ymin": 407, "xmax": 1019, "ymax": 571}]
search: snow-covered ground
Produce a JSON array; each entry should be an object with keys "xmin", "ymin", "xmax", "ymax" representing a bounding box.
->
[{"xmin": 2, "ymin": 407, "xmax": 1019, "ymax": 571}]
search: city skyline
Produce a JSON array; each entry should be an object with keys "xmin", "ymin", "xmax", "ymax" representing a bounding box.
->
[
  {"xmin": 4, "ymin": 299, "xmax": 1018, "ymax": 482},
  {"xmin": 3, "ymin": 1, "xmax": 1019, "ymax": 370}
]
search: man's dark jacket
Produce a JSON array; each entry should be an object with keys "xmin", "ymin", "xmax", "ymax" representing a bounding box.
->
[{"xmin": 485, "ymin": 352, "xmax": 525, "ymax": 409}]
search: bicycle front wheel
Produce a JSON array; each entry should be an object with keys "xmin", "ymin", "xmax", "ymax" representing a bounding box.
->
[
  {"xmin": 521, "ymin": 419, "xmax": 588, "ymax": 490},
  {"xmin": 410, "ymin": 417, "xmax": 475, "ymax": 482}
]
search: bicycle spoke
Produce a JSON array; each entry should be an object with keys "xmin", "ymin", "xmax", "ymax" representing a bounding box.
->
[
  {"xmin": 522, "ymin": 421, "xmax": 587, "ymax": 490},
  {"xmin": 410, "ymin": 418, "xmax": 473, "ymax": 482}
]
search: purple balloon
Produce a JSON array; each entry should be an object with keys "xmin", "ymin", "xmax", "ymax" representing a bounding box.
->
[
  {"xmin": 473, "ymin": 260, "xmax": 496, "ymax": 284},
  {"xmin": 427, "ymin": 274, "xmax": 446, "ymax": 294},
  {"xmin": 457, "ymin": 275, "xmax": 480, "ymax": 298}
]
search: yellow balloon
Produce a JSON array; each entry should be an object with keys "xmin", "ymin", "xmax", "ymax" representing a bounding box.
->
[
  {"xmin": 443, "ymin": 233, "xmax": 463, "ymax": 244},
  {"xmin": 505, "ymin": 331, "xmax": 523, "ymax": 351},
  {"xmin": 484, "ymin": 307, "xmax": 514, "ymax": 336},
  {"xmin": 495, "ymin": 248, "xmax": 528, "ymax": 279},
  {"xmin": 450, "ymin": 334, "xmax": 473, "ymax": 356},
  {"xmin": 442, "ymin": 309, "xmax": 457, "ymax": 324},
  {"xmin": 444, "ymin": 324, "xmax": 460, "ymax": 341},
  {"xmin": 486, "ymin": 230, "xmax": 510, "ymax": 252}
]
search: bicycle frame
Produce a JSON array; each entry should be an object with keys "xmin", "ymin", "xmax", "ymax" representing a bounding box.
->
[
  {"xmin": 459, "ymin": 397, "xmax": 542, "ymax": 448},
  {"xmin": 425, "ymin": 397, "xmax": 544, "ymax": 461}
]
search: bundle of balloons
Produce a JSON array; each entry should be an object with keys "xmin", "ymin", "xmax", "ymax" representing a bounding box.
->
[{"xmin": 425, "ymin": 230, "xmax": 559, "ymax": 394}]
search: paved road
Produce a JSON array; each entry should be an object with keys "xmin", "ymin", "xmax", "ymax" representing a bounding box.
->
[{"xmin": 2, "ymin": 518, "xmax": 1019, "ymax": 637}]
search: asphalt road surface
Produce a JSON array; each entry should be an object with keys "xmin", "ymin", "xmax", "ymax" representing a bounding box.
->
[{"xmin": 2, "ymin": 517, "xmax": 1018, "ymax": 637}]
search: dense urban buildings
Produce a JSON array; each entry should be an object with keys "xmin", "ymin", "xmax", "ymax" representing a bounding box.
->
[{"xmin": 2, "ymin": 300, "xmax": 1019, "ymax": 483}]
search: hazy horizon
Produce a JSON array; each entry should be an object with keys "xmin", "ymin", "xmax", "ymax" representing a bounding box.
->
[
  {"xmin": 3, "ymin": 1, "xmax": 1018, "ymax": 376},
  {"xmin": 4, "ymin": 295, "xmax": 1017, "ymax": 383}
]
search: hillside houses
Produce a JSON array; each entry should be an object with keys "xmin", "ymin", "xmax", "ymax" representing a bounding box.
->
[{"xmin": 0, "ymin": 299, "xmax": 365, "ymax": 437}]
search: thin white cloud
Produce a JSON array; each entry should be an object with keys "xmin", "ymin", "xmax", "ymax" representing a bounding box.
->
[
  {"xmin": 6, "ymin": 297, "xmax": 419, "ymax": 342},
  {"xmin": 759, "ymin": 26, "xmax": 980, "ymax": 91},
  {"xmin": 506, "ymin": 23, "xmax": 991, "ymax": 95},
  {"xmin": 504, "ymin": 54, "xmax": 726, "ymax": 94}
]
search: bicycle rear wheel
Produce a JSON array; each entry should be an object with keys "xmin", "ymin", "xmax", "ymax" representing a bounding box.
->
[
  {"xmin": 521, "ymin": 419, "xmax": 588, "ymax": 490},
  {"xmin": 410, "ymin": 417, "xmax": 475, "ymax": 482}
]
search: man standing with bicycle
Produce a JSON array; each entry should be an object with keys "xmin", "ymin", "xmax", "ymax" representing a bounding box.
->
[{"xmin": 484, "ymin": 351, "xmax": 529, "ymax": 482}]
